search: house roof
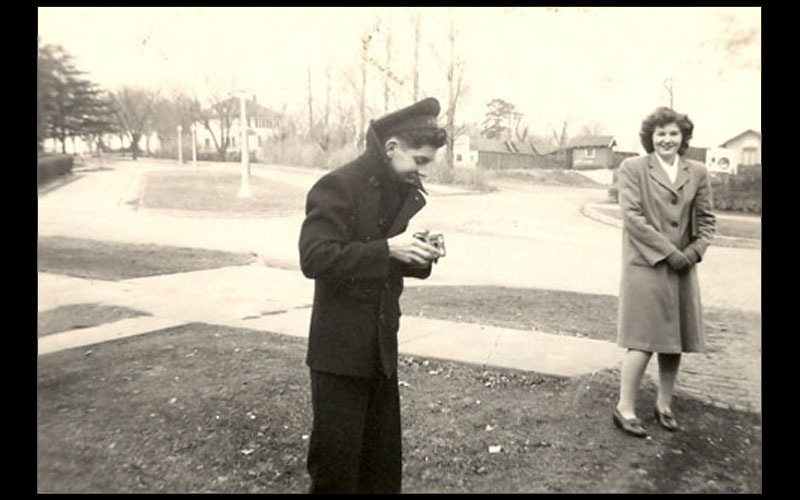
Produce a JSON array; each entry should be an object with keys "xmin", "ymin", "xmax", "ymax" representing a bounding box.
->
[
  {"xmin": 470, "ymin": 136, "xmax": 537, "ymax": 155},
  {"xmin": 567, "ymin": 135, "xmax": 616, "ymax": 149},
  {"xmin": 719, "ymin": 129, "xmax": 762, "ymax": 147}
]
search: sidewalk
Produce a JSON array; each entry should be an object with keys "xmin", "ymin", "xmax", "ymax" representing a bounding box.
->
[
  {"xmin": 37, "ymin": 264, "xmax": 620, "ymax": 378},
  {"xmin": 37, "ymin": 263, "xmax": 760, "ymax": 413}
]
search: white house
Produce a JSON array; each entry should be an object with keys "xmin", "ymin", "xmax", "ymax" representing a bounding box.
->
[{"xmin": 719, "ymin": 129, "xmax": 761, "ymax": 166}]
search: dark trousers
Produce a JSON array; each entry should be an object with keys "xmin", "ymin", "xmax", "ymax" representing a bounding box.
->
[{"xmin": 307, "ymin": 369, "xmax": 402, "ymax": 494}]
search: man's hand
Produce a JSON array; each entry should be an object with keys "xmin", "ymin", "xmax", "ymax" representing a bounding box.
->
[
  {"xmin": 387, "ymin": 232, "xmax": 439, "ymax": 265},
  {"xmin": 665, "ymin": 251, "xmax": 692, "ymax": 272}
]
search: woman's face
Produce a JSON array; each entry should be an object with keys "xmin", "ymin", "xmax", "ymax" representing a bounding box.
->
[{"xmin": 652, "ymin": 122, "xmax": 682, "ymax": 159}]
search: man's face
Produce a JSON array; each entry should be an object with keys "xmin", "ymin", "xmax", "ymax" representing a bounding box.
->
[{"xmin": 386, "ymin": 139, "xmax": 438, "ymax": 177}]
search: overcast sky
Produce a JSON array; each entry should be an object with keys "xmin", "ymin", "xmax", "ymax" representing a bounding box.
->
[{"xmin": 38, "ymin": 6, "xmax": 760, "ymax": 151}]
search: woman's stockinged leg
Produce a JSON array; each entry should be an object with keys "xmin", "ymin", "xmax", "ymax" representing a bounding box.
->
[
  {"xmin": 617, "ymin": 349, "xmax": 653, "ymax": 419},
  {"xmin": 656, "ymin": 353, "xmax": 681, "ymax": 411}
]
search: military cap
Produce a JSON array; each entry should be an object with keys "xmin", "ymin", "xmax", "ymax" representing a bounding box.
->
[{"xmin": 371, "ymin": 97, "xmax": 441, "ymax": 142}]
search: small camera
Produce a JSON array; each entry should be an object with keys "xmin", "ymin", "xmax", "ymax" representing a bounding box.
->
[{"xmin": 413, "ymin": 231, "xmax": 446, "ymax": 258}]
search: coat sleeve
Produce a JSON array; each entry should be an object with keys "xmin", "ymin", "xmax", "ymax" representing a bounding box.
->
[
  {"xmin": 683, "ymin": 166, "xmax": 716, "ymax": 262},
  {"xmin": 618, "ymin": 160, "xmax": 680, "ymax": 266},
  {"xmin": 299, "ymin": 174, "xmax": 390, "ymax": 281}
]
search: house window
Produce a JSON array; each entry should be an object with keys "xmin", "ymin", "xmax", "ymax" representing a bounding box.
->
[
  {"xmin": 742, "ymin": 147, "xmax": 757, "ymax": 165},
  {"xmin": 457, "ymin": 154, "xmax": 463, "ymax": 162},
  {"xmin": 205, "ymin": 138, "xmax": 210, "ymax": 148},
  {"xmin": 231, "ymin": 137, "xmax": 236, "ymax": 147},
  {"xmin": 257, "ymin": 136, "xmax": 262, "ymax": 146},
  {"xmin": 585, "ymin": 147, "xmax": 596, "ymax": 158}
]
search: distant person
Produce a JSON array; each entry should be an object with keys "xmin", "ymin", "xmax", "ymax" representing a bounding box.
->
[
  {"xmin": 613, "ymin": 107, "xmax": 716, "ymax": 437},
  {"xmin": 298, "ymin": 98, "xmax": 447, "ymax": 493}
]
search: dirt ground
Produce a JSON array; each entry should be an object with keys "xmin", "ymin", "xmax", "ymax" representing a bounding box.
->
[{"xmin": 37, "ymin": 322, "xmax": 761, "ymax": 493}]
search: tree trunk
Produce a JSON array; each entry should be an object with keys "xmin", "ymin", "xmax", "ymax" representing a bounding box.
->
[
  {"xmin": 307, "ymin": 65, "xmax": 314, "ymax": 141},
  {"xmin": 131, "ymin": 133, "xmax": 140, "ymax": 160},
  {"xmin": 413, "ymin": 10, "xmax": 420, "ymax": 102}
]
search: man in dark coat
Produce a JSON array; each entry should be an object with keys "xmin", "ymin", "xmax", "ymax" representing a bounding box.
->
[{"xmin": 298, "ymin": 97, "xmax": 447, "ymax": 493}]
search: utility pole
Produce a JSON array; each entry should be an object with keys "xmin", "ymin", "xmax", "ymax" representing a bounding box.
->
[
  {"xmin": 177, "ymin": 125, "xmax": 183, "ymax": 164},
  {"xmin": 191, "ymin": 123, "xmax": 197, "ymax": 168},
  {"xmin": 663, "ymin": 78, "xmax": 674, "ymax": 109},
  {"xmin": 237, "ymin": 93, "xmax": 251, "ymax": 198}
]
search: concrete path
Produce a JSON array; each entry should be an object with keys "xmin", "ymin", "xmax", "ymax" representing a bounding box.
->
[{"xmin": 37, "ymin": 158, "xmax": 761, "ymax": 413}]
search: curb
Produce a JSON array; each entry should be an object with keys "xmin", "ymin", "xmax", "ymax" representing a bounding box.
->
[
  {"xmin": 37, "ymin": 173, "xmax": 83, "ymax": 197},
  {"xmin": 581, "ymin": 203, "xmax": 761, "ymax": 250}
]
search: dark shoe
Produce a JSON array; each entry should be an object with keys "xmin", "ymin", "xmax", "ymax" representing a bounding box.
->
[
  {"xmin": 613, "ymin": 408, "xmax": 648, "ymax": 437},
  {"xmin": 654, "ymin": 407, "xmax": 680, "ymax": 431}
]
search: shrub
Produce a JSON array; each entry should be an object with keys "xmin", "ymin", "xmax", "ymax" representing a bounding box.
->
[
  {"xmin": 259, "ymin": 138, "xmax": 326, "ymax": 168},
  {"xmin": 606, "ymin": 166, "xmax": 761, "ymax": 213},
  {"xmin": 37, "ymin": 154, "xmax": 74, "ymax": 186},
  {"xmin": 426, "ymin": 162, "xmax": 493, "ymax": 191},
  {"xmin": 709, "ymin": 166, "xmax": 761, "ymax": 214}
]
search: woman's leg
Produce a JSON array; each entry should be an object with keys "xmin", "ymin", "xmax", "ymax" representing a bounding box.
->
[
  {"xmin": 656, "ymin": 353, "xmax": 681, "ymax": 412},
  {"xmin": 617, "ymin": 349, "xmax": 652, "ymax": 418}
]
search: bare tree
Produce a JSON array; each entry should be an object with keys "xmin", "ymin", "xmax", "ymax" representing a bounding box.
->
[
  {"xmin": 578, "ymin": 120, "xmax": 608, "ymax": 137},
  {"xmin": 307, "ymin": 63, "xmax": 314, "ymax": 141},
  {"xmin": 383, "ymin": 9, "xmax": 393, "ymax": 113},
  {"xmin": 111, "ymin": 86, "xmax": 158, "ymax": 160},
  {"xmin": 358, "ymin": 33, "xmax": 370, "ymax": 149},
  {"xmin": 440, "ymin": 9, "xmax": 469, "ymax": 180},
  {"xmin": 550, "ymin": 120, "xmax": 570, "ymax": 149},
  {"xmin": 412, "ymin": 9, "xmax": 421, "ymax": 102},
  {"xmin": 191, "ymin": 89, "xmax": 239, "ymax": 162}
]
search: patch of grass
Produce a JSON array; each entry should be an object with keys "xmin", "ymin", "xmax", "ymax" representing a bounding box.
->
[
  {"xmin": 400, "ymin": 285, "xmax": 760, "ymax": 351},
  {"xmin": 402, "ymin": 286, "xmax": 618, "ymax": 341},
  {"xmin": 490, "ymin": 169, "xmax": 604, "ymax": 188},
  {"xmin": 591, "ymin": 205, "xmax": 760, "ymax": 240},
  {"xmin": 38, "ymin": 303, "xmax": 150, "ymax": 337},
  {"xmin": 37, "ymin": 323, "xmax": 761, "ymax": 493},
  {"xmin": 37, "ymin": 236, "xmax": 256, "ymax": 281},
  {"xmin": 139, "ymin": 171, "xmax": 306, "ymax": 213}
]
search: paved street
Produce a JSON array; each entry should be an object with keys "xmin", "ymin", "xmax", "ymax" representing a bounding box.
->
[{"xmin": 38, "ymin": 158, "xmax": 761, "ymax": 412}]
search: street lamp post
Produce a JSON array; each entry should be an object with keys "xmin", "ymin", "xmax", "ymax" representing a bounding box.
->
[
  {"xmin": 177, "ymin": 125, "xmax": 183, "ymax": 164},
  {"xmin": 237, "ymin": 93, "xmax": 251, "ymax": 198},
  {"xmin": 191, "ymin": 123, "xmax": 197, "ymax": 168}
]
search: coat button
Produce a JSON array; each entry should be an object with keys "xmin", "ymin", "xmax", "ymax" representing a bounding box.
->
[
  {"xmin": 670, "ymin": 221, "xmax": 679, "ymax": 228},
  {"xmin": 671, "ymin": 196, "xmax": 679, "ymax": 205}
]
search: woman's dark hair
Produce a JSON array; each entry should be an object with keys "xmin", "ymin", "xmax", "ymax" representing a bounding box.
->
[
  {"xmin": 639, "ymin": 107, "xmax": 694, "ymax": 155},
  {"xmin": 395, "ymin": 128, "xmax": 448, "ymax": 149}
]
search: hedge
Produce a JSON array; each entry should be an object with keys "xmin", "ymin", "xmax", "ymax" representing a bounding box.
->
[
  {"xmin": 37, "ymin": 154, "xmax": 74, "ymax": 186},
  {"xmin": 608, "ymin": 164, "xmax": 762, "ymax": 215},
  {"xmin": 709, "ymin": 165, "xmax": 762, "ymax": 214}
]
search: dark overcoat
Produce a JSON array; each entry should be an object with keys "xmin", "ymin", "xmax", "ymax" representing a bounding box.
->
[
  {"xmin": 617, "ymin": 153, "xmax": 716, "ymax": 353},
  {"xmin": 299, "ymin": 125, "xmax": 431, "ymax": 378}
]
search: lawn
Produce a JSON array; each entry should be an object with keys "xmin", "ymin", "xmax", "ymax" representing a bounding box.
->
[
  {"xmin": 38, "ymin": 303, "xmax": 150, "ymax": 337},
  {"xmin": 401, "ymin": 285, "xmax": 759, "ymax": 348},
  {"xmin": 138, "ymin": 171, "xmax": 307, "ymax": 214},
  {"xmin": 37, "ymin": 236, "xmax": 256, "ymax": 281},
  {"xmin": 37, "ymin": 323, "xmax": 762, "ymax": 493}
]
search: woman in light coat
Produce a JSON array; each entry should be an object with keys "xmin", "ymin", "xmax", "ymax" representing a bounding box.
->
[{"xmin": 613, "ymin": 107, "xmax": 716, "ymax": 437}]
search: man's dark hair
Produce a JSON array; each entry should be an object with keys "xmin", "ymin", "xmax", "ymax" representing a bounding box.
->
[
  {"xmin": 639, "ymin": 107, "xmax": 694, "ymax": 155},
  {"xmin": 394, "ymin": 128, "xmax": 448, "ymax": 149}
]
